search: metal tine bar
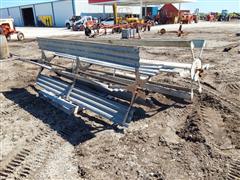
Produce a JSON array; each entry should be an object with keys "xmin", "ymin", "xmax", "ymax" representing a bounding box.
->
[
  {"xmin": 70, "ymin": 91, "xmax": 129, "ymax": 116},
  {"xmin": 39, "ymin": 75, "xmax": 129, "ymax": 113},
  {"xmin": 38, "ymin": 77, "xmax": 67, "ymax": 92},
  {"xmin": 39, "ymin": 75, "xmax": 69, "ymax": 88},
  {"xmin": 55, "ymin": 52, "xmax": 157, "ymax": 76},
  {"xmin": 39, "ymin": 90, "xmax": 78, "ymax": 115},
  {"xmin": 69, "ymin": 96, "xmax": 121, "ymax": 121},
  {"xmin": 55, "ymin": 53, "xmax": 191, "ymax": 76},
  {"xmin": 140, "ymin": 60, "xmax": 193, "ymax": 70},
  {"xmin": 34, "ymin": 59, "xmax": 192, "ymax": 97},
  {"xmin": 71, "ymin": 88, "xmax": 129, "ymax": 111},
  {"xmin": 36, "ymin": 61, "xmax": 191, "ymax": 101},
  {"xmin": 69, "ymin": 96, "xmax": 129, "ymax": 125},
  {"xmin": 69, "ymin": 92, "xmax": 118, "ymax": 115},
  {"xmin": 73, "ymin": 38, "xmax": 195, "ymax": 48},
  {"xmin": 36, "ymin": 82, "xmax": 62, "ymax": 96},
  {"xmin": 38, "ymin": 76, "xmax": 131, "ymax": 124}
]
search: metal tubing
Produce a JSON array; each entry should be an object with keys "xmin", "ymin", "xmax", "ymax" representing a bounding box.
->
[{"xmin": 141, "ymin": 60, "xmax": 192, "ymax": 69}]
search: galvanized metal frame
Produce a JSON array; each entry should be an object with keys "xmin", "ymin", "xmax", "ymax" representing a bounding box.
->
[
  {"xmin": 35, "ymin": 38, "xmax": 147, "ymax": 126},
  {"xmin": 15, "ymin": 37, "xmax": 208, "ymax": 126}
]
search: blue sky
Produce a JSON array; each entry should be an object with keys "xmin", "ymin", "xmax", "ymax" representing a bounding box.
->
[{"xmin": 1, "ymin": 0, "xmax": 240, "ymax": 13}]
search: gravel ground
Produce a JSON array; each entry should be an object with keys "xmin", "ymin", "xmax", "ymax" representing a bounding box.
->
[{"xmin": 0, "ymin": 21, "xmax": 239, "ymax": 180}]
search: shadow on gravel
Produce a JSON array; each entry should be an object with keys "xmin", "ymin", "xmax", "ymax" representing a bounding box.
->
[{"xmin": 3, "ymin": 87, "xmax": 118, "ymax": 146}]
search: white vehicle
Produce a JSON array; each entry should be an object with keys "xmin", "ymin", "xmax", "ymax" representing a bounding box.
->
[
  {"xmin": 65, "ymin": 16, "xmax": 81, "ymax": 29},
  {"xmin": 73, "ymin": 16, "xmax": 93, "ymax": 26},
  {"xmin": 101, "ymin": 17, "xmax": 114, "ymax": 25},
  {"xmin": 72, "ymin": 16, "xmax": 96, "ymax": 31}
]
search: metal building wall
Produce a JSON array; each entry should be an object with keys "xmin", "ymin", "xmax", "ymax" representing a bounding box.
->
[
  {"xmin": 1, "ymin": 0, "xmax": 140, "ymax": 27},
  {"xmin": 52, "ymin": 0, "xmax": 74, "ymax": 27},
  {"xmin": 0, "ymin": 8, "xmax": 9, "ymax": 18},
  {"xmin": 0, "ymin": 0, "xmax": 74, "ymax": 27},
  {"xmin": 34, "ymin": 3, "xmax": 54, "ymax": 26},
  {"xmin": 8, "ymin": 7, "xmax": 23, "ymax": 26}
]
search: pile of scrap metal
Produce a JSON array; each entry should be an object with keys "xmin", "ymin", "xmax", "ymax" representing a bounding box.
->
[{"xmin": 13, "ymin": 38, "xmax": 209, "ymax": 127}]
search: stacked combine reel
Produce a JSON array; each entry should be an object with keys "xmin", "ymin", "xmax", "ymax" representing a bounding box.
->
[{"xmin": 14, "ymin": 38, "xmax": 209, "ymax": 127}]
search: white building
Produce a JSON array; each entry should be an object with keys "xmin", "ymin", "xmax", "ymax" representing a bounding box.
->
[{"xmin": 0, "ymin": 0, "xmax": 140, "ymax": 27}]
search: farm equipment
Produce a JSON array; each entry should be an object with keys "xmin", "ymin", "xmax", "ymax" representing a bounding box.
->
[
  {"xmin": 13, "ymin": 38, "xmax": 209, "ymax": 127},
  {"xmin": 84, "ymin": 21, "xmax": 152, "ymax": 38},
  {"xmin": 230, "ymin": 12, "xmax": 240, "ymax": 20},
  {"xmin": 72, "ymin": 16, "xmax": 98, "ymax": 31},
  {"xmin": 0, "ymin": 18, "xmax": 24, "ymax": 41},
  {"xmin": 218, "ymin": 10, "xmax": 230, "ymax": 21},
  {"xmin": 180, "ymin": 8, "xmax": 199, "ymax": 24},
  {"xmin": 84, "ymin": 14, "xmax": 153, "ymax": 38},
  {"xmin": 206, "ymin": 12, "xmax": 218, "ymax": 22}
]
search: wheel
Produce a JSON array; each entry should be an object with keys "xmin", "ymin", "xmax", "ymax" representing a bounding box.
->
[
  {"xmin": 66, "ymin": 23, "xmax": 71, "ymax": 29},
  {"xmin": 17, "ymin": 32, "xmax": 24, "ymax": 41},
  {"xmin": 6, "ymin": 35, "xmax": 11, "ymax": 41},
  {"xmin": 85, "ymin": 27, "xmax": 92, "ymax": 36},
  {"xmin": 116, "ymin": 28, "xmax": 122, "ymax": 33},
  {"xmin": 159, "ymin": 28, "xmax": 166, "ymax": 35},
  {"xmin": 147, "ymin": 25, "xmax": 151, "ymax": 31}
]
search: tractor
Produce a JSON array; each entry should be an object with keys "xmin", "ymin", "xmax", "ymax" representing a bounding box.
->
[
  {"xmin": 0, "ymin": 18, "xmax": 24, "ymax": 41},
  {"xmin": 218, "ymin": 10, "xmax": 230, "ymax": 21}
]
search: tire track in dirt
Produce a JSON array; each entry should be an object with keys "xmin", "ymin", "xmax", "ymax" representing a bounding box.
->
[
  {"xmin": 178, "ymin": 79, "xmax": 240, "ymax": 113},
  {"xmin": 226, "ymin": 83, "xmax": 240, "ymax": 94},
  {"xmin": 0, "ymin": 126, "xmax": 67, "ymax": 180},
  {"xmin": 0, "ymin": 128, "xmax": 54, "ymax": 179},
  {"xmin": 199, "ymin": 105, "xmax": 233, "ymax": 150},
  {"xmin": 0, "ymin": 89, "xmax": 82, "ymax": 180},
  {"xmin": 201, "ymin": 85, "xmax": 240, "ymax": 118},
  {"xmin": 227, "ymin": 159, "xmax": 240, "ymax": 180}
]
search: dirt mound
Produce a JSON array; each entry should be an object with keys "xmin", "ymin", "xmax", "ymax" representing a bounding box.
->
[{"xmin": 176, "ymin": 110, "xmax": 205, "ymax": 143}]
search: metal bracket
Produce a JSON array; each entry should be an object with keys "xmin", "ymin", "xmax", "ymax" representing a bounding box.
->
[
  {"xmin": 65, "ymin": 57, "xmax": 80, "ymax": 100},
  {"xmin": 123, "ymin": 68, "xmax": 150, "ymax": 124}
]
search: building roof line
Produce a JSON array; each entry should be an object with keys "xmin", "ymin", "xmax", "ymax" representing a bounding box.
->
[{"xmin": 0, "ymin": 0, "xmax": 62, "ymax": 10}]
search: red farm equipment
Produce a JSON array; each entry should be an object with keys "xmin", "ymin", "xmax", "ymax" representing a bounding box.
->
[
  {"xmin": 180, "ymin": 8, "xmax": 199, "ymax": 24},
  {"xmin": 0, "ymin": 19, "xmax": 24, "ymax": 41}
]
